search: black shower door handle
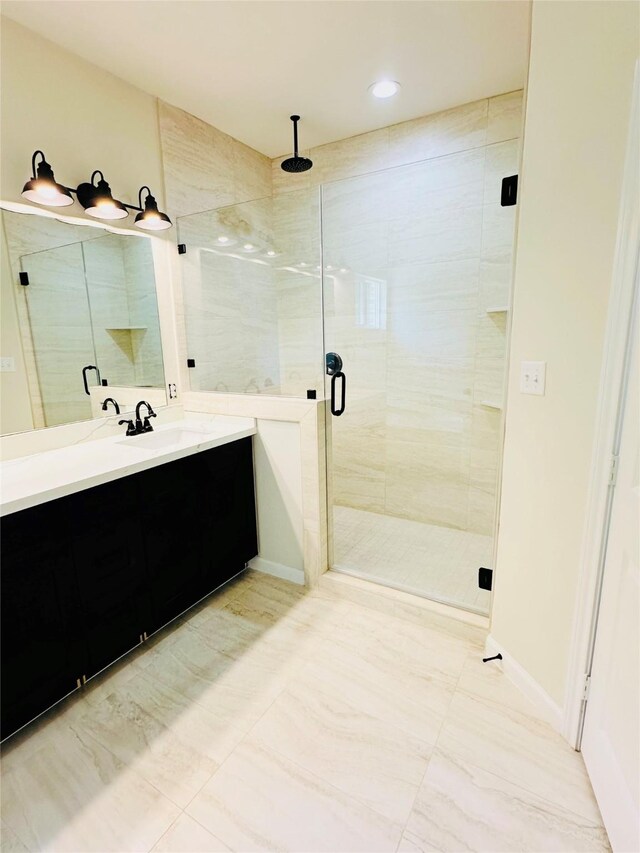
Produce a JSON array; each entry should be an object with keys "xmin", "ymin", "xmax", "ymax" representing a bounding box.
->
[
  {"xmin": 331, "ymin": 370, "xmax": 346, "ymax": 416},
  {"xmin": 82, "ymin": 364, "xmax": 100, "ymax": 396}
]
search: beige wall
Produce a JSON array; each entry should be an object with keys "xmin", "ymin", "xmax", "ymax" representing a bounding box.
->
[{"xmin": 491, "ymin": 0, "xmax": 640, "ymax": 706}]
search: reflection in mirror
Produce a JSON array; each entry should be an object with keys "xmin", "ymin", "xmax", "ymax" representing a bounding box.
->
[{"xmin": 0, "ymin": 208, "xmax": 166, "ymax": 434}]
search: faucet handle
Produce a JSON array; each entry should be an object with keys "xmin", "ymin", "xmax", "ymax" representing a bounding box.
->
[
  {"xmin": 142, "ymin": 412, "xmax": 156, "ymax": 433},
  {"xmin": 119, "ymin": 418, "xmax": 137, "ymax": 436}
]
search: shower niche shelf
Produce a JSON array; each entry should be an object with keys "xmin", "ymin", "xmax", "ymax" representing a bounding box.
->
[
  {"xmin": 485, "ymin": 307, "xmax": 509, "ymax": 314},
  {"xmin": 480, "ymin": 400, "xmax": 503, "ymax": 411},
  {"xmin": 105, "ymin": 326, "xmax": 148, "ymax": 331}
]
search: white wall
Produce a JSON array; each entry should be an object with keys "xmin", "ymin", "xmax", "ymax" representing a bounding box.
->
[
  {"xmin": 491, "ymin": 0, "xmax": 640, "ymax": 707},
  {"xmin": 0, "ymin": 17, "xmax": 164, "ymax": 211},
  {"xmin": 251, "ymin": 420, "xmax": 305, "ymax": 584}
]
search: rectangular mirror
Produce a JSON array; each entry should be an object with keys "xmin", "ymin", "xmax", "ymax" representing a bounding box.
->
[{"xmin": 1, "ymin": 207, "xmax": 167, "ymax": 434}]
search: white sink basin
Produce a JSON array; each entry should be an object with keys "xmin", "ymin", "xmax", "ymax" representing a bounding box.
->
[{"xmin": 117, "ymin": 427, "xmax": 215, "ymax": 450}]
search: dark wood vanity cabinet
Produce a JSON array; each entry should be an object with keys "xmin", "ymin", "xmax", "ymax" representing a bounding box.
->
[{"xmin": 1, "ymin": 437, "xmax": 257, "ymax": 740}]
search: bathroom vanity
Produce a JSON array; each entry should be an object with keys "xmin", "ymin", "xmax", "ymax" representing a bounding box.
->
[{"xmin": 0, "ymin": 417, "xmax": 258, "ymax": 741}]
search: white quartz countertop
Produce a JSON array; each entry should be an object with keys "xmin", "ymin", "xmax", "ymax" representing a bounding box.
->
[{"xmin": 0, "ymin": 414, "xmax": 256, "ymax": 517}]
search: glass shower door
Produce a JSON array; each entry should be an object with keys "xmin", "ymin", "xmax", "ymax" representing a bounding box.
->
[
  {"xmin": 21, "ymin": 243, "xmax": 96, "ymax": 427},
  {"xmin": 322, "ymin": 150, "xmax": 515, "ymax": 615}
]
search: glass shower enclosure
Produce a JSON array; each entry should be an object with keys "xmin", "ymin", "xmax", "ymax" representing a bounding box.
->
[{"xmin": 178, "ymin": 141, "xmax": 516, "ymax": 616}]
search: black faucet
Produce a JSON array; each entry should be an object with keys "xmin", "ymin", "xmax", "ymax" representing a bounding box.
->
[
  {"xmin": 119, "ymin": 419, "xmax": 137, "ymax": 436},
  {"xmin": 135, "ymin": 401, "xmax": 156, "ymax": 434},
  {"xmin": 101, "ymin": 397, "xmax": 120, "ymax": 414}
]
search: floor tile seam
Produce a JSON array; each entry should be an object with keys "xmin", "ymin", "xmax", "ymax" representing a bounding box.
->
[
  {"xmin": 416, "ymin": 743, "xmax": 607, "ymax": 833},
  {"xmin": 145, "ymin": 807, "xmax": 189, "ymax": 853},
  {"xmin": 434, "ymin": 678, "xmax": 604, "ymax": 826},
  {"xmin": 0, "ymin": 813, "xmax": 35, "ymax": 853},
  {"xmin": 451, "ymin": 680, "xmax": 563, "ymax": 734},
  {"xmin": 75, "ymin": 723, "xmax": 192, "ymax": 814},
  {"xmin": 228, "ymin": 733, "xmax": 407, "ymax": 843},
  {"xmin": 265, "ymin": 681, "xmax": 441, "ymax": 758},
  {"xmin": 395, "ymin": 648, "xmax": 473, "ymax": 847},
  {"xmin": 149, "ymin": 809, "xmax": 231, "ymax": 853},
  {"xmin": 179, "ymin": 674, "xmax": 297, "ymax": 816}
]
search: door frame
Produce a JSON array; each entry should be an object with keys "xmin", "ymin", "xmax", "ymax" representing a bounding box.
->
[{"xmin": 563, "ymin": 61, "xmax": 640, "ymax": 749}]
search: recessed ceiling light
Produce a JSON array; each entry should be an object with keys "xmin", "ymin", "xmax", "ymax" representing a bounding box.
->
[
  {"xmin": 266, "ymin": 250, "xmax": 276, "ymax": 257},
  {"xmin": 217, "ymin": 236, "xmax": 229, "ymax": 243},
  {"xmin": 243, "ymin": 243, "xmax": 254, "ymax": 250},
  {"xmin": 369, "ymin": 80, "xmax": 400, "ymax": 99}
]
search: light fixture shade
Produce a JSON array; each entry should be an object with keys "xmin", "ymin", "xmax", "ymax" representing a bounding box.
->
[
  {"xmin": 22, "ymin": 156, "xmax": 73, "ymax": 207},
  {"xmin": 134, "ymin": 191, "xmax": 172, "ymax": 231},
  {"xmin": 78, "ymin": 175, "xmax": 129, "ymax": 220}
]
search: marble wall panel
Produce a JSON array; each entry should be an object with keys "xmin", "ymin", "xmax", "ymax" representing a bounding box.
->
[{"xmin": 159, "ymin": 102, "xmax": 271, "ymax": 220}]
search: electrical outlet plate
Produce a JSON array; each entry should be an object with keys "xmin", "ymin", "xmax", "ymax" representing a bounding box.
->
[{"xmin": 520, "ymin": 360, "xmax": 546, "ymax": 395}]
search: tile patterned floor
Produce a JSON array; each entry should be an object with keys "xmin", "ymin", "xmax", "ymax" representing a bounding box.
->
[
  {"xmin": 0, "ymin": 571, "xmax": 608, "ymax": 852},
  {"xmin": 333, "ymin": 506, "xmax": 493, "ymax": 613}
]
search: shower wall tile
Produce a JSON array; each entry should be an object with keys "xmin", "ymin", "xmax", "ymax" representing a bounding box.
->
[
  {"xmin": 388, "ymin": 205, "xmax": 483, "ymax": 266},
  {"xmin": 389, "ymin": 308, "xmax": 478, "ymax": 360},
  {"xmin": 313, "ymin": 127, "xmax": 390, "ymax": 185},
  {"xmin": 483, "ymin": 139, "xmax": 520, "ymax": 204},
  {"xmin": 272, "ymin": 93, "xmax": 520, "ymax": 197},
  {"xmin": 388, "ymin": 260, "xmax": 479, "ymax": 314},
  {"xmin": 385, "ymin": 457, "xmax": 470, "ymax": 529},
  {"xmin": 159, "ymin": 101, "xmax": 271, "ymax": 219},
  {"xmin": 386, "ymin": 357, "xmax": 474, "ymax": 420},
  {"xmin": 387, "ymin": 99, "xmax": 488, "ymax": 169},
  {"xmin": 487, "ymin": 90, "xmax": 524, "ymax": 145},
  {"xmin": 332, "ymin": 390, "xmax": 387, "ymax": 514}
]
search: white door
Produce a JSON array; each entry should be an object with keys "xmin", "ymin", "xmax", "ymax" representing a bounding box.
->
[{"xmin": 581, "ymin": 288, "xmax": 639, "ymax": 853}]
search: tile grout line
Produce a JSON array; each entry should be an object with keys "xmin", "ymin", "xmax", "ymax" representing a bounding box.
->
[{"xmin": 394, "ymin": 647, "xmax": 475, "ymax": 851}]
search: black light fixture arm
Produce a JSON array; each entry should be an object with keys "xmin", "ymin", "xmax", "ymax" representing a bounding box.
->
[
  {"xmin": 30, "ymin": 150, "xmax": 47, "ymax": 178},
  {"xmin": 137, "ymin": 185, "xmax": 152, "ymax": 209}
]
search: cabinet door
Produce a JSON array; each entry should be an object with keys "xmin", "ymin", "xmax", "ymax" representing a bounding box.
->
[
  {"xmin": 67, "ymin": 479, "xmax": 149, "ymax": 678},
  {"xmin": 196, "ymin": 438, "xmax": 258, "ymax": 590},
  {"xmin": 1, "ymin": 503, "xmax": 83, "ymax": 739},
  {"xmin": 137, "ymin": 457, "xmax": 206, "ymax": 633}
]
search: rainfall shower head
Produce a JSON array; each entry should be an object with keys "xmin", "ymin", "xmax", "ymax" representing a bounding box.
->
[{"xmin": 281, "ymin": 115, "xmax": 313, "ymax": 173}]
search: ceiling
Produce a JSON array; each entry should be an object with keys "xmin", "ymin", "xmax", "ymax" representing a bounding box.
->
[{"xmin": 2, "ymin": 1, "xmax": 530, "ymax": 158}]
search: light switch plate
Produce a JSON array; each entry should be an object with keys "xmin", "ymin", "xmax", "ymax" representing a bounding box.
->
[
  {"xmin": 520, "ymin": 361, "xmax": 546, "ymax": 395},
  {"xmin": 0, "ymin": 356, "xmax": 15, "ymax": 372}
]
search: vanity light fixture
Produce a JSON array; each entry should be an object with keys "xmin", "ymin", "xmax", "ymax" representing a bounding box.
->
[
  {"xmin": 21, "ymin": 151, "xmax": 173, "ymax": 229},
  {"xmin": 21, "ymin": 151, "xmax": 73, "ymax": 207},
  {"xmin": 134, "ymin": 187, "xmax": 172, "ymax": 231},
  {"xmin": 78, "ymin": 171, "xmax": 128, "ymax": 220}
]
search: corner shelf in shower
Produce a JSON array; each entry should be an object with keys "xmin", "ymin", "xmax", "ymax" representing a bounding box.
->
[
  {"xmin": 105, "ymin": 326, "xmax": 148, "ymax": 331},
  {"xmin": 485, "ymin": 306, "xmax": 509, "ymax": 314},
  {"xmin": 480, "ymin": 400, "xmax": 503, "ymax": 411}
]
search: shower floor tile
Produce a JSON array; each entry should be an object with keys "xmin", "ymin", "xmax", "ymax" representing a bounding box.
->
[{"xmin": 332, "ymin": 506, "xmax": 492, "ymax": 614}]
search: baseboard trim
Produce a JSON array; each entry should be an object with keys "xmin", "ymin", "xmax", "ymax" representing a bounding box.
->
[
  {"xmin": 485, "ymin": 635, "xmax": 564, "ymax": 733},
  {"xmin": 249, "ymin": 557, "xmax": 305, "ymax": 586}
]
